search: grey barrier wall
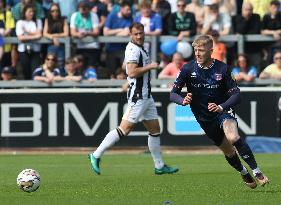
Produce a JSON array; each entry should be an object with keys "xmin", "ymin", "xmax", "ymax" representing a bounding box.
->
[{"xmin": 0, "ymin": 87, "xmax": 280, "ymax": 147}]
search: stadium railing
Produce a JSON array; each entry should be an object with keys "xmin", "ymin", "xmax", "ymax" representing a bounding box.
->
[{"xmin": 0, "ymin": 79, "xmax": 280, "ymax": 88}]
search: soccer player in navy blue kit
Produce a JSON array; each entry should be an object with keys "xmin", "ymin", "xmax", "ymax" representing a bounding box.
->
[{"xmin": 170, "ymin": 35, "xmax": 269, "ymax": 189}]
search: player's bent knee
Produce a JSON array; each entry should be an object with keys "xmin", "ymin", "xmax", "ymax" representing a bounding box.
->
[{"xmin": 226, "ymin": 134, "xmax": 240, "ymax": 144}]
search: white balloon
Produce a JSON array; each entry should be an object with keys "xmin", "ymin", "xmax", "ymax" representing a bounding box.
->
[{"xmin": 177, "ymin": 41, "xmax": 193, "ymax": 58}]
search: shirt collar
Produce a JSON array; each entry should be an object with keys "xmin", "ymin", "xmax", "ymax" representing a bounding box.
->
[{"xmin": 197, "ymin": 59, "xmax": 215, "ymax": 69}]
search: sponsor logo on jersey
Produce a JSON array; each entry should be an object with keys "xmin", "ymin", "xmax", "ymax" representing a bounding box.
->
[{"xmin": 191, "ymin": 72, "xmax": 197, "ymax": 78}]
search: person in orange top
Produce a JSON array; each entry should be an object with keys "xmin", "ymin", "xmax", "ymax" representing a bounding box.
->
[
  {"xmin": 210, "ymin": 30, "xmax": 227, "ymax": 63},
  {"xmin": 158, "ymin": 52, "xmax": 185, "ymax": 79}
]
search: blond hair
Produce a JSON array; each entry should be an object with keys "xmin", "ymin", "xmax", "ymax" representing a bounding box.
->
[{"xmin": 192, "ymin": 35, "xmax": 213, "ymax": 49}]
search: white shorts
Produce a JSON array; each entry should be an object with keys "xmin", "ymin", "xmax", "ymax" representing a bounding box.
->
[{"xmin": 122, "ymin": 98, "xmax": 158, "ymax": 123}]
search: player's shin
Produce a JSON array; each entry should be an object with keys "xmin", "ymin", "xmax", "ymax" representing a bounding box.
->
[
  {"xmin": 233, "ymin": 138, "xmax": 258, "ymax": 170},
  {"xmin": 148, "ymin": 133, "xmax": 164, "ymax": 169},
  {"xmin": 93, "ymin": 127, "xmax": 125, "ymax": 158},
  {"xmin": 225, "ymin": 152, "xmax": 245, "ymax": 173}
]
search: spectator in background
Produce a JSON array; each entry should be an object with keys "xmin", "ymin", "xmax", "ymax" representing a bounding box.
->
[
  {"xmin": 1, "ymin": 66, "xmax": 15, "ymax": 80},
  {"xmin": 169, "ymin": 0, "xmax": 196, "ymax": 41},
  {"xmin": 0, "ymin": 0, "xmax": 16, "ymax": 70},
  {"xmin": 70, "ymin": 1, "xmax": 100, "ymax": 68},
  {"xmin": 115, "ymin": 67, "xmax": 126, "ymax": 79},
  {"xmin": 53, "ymin": 0, "xmax": 82, "ymax": 23},
  {"xmin": 63, "ymin": 57, "xmax": 82, "ymax": 82},
  {"xmin": 12, "ymin": 0, "xmax": 45, "ymax": 21},
  {"xmin": 16, "ymin": 4, "xmax": 42, "ymax": 79},
  {"xmin": 134, "ymin": 0, "xmax": 162, "ymax": 36},
  {"xmin": 152, "ymin": 0, "xmax": 171, "ymax": 35},
  {"xmin": 103, "ymin": 0, "xmax": 113, "ymax": 13},
  {"xmin": 72, "ymin": 54, "xmax": 98, "ymax": 81},
  {"xmin": 0, "ymin": 1, "xmax": 5, "ymax": 66},
  {"xmin": 84, "ymin": 66, "xmax": 98, "ymax": 81},
  {"xmin": 110, "ymin": 0, "xmax": 138, "ymax": 18},
  {"xmin": 262, "ymin": 1, "xmax": 281, "ymax": 40},
  {"xmin": 232, "ymin": 54, "xmax": 257, "ymax": 82},
  {"xmin": 73, "ymin": 54, "xmax": 85, "ymax": 75},
  {"xmin": 43, "ymin": 3, "xmax": 69, "ymax": 69},
  {"xmin": 103, "ymin": 0, "xmax": 133, "ymax": 78},
  {"xmin": 6, "ymin": 0, "xmax": 21, "ymax": 10},
  {"xmin": 233, "ymin": 2, "xmax": 262, "ymax": 71},
  {"xmin": 33, "ymin": 53, "xmax": 62, "ymax": 83},
  {"xmin": 233, "ymin": 2, "xmax": 261, "ymax": 37},
  {"xmin": 185, "ymin": 0, "xmax": 204, "ymax": 33},
  {"xmin": 42, "ymin": 0, "xmax": 54, "ymax": 15},
  {"xmin": 158, "ymin": 52, "xmax": 185, "ymax": 79},
  {"xmin": 87, "ymin": 0, "xmax": 108, "ymax": 31},
  {"xmin": 261, "ymin": 0, "xmax": 281, "ymax": 66},
  {"xmin": 0, "ymin": 21, "xmax": 4, "ymax": 64},
  {"xmin": 201, "ymin": 3, "xmax": 231, "ymax": 36},
  {"xmin": 167, "ymin": 0, "xmax": 177, "ymax": 13},
  {"xmin": 244, "ymin": 0, "xmax": 271, "ymax": 19},
  {"xmin": 217, "ymin": 0, "xmax": 237, "ymax": 16},
  {"xmin": 259, "ymin": 50, "xmax": 281, "ymax": 80},
  {"xmin": 210, "ymin": 29, "xmax": 227, "ymax": 63}
]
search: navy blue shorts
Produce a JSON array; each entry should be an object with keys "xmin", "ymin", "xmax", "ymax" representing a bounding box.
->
[{"xmin": 198, "ymin": 112, "xmax": 237, "ymax": 146}]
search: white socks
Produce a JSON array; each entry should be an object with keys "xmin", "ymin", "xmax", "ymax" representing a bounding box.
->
[
  {"xmin": 253, "ymin": 167, "xmax": 261, "ymax": 176},
  {"xmin": 93, "ymin": 129, "xmax": 120, "ymax": 158},
  {"xmin": 148, "ymin": 135, "xmax": 164, "ymax": 169},
  {"xmin": 241, "ymin": 166, "xmax": 262, "ymax": 176},
  {"xmin": 93, "ymin": 130, "xmax": 165, "ymax": 169},
  {"xmin": 240, "ymin": 165, "xmax": 248, "ymax": 175}
]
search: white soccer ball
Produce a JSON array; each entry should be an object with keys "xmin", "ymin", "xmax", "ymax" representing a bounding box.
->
[{"xmin": 16, "ymin": 169, "xmax": 41, "ymax": 192}]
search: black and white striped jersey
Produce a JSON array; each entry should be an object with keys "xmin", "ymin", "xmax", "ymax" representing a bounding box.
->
[{"xmin": 125, "ymin": 41, "xmax": 151, "ymax": 102}]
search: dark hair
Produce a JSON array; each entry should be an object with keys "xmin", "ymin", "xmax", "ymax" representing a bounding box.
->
[
  {"xmin": 270, "ymin": 0, "xmax": 280, "ymax": 6},
  {"xmin": 46, "ymin": 53, "xmax": 57, "ymax": 62},
  {"xmin": 209, "ymin": 3, "xmax": 219, "ymax": 10},
  {"xmin": 120, "ymin": 0, "xmax": 131, "ymax": 7},
  {"xmin": 21, "ymin": 4, "xmax": 36, "ymax": 23},
  {"xmin": 129, "ymin": 22, "xmax": 144, "ymax": 32},
  {"xmin": 47, "ymin": 3, "xmax": 64, "ymax": 34},
  {"xmin": 73, "ymin": 54, "xmax": 84, "ymax": 63},
  {"xmin": 0, "ymin": 0, "xmax": 6, "ymax": 9},
  {"xmin": 65, "ymin": 57, "xmax": 75, "ymax": 65},
  {"xmin": 78, "ymin": 1, "xmax": 90, "ymax": 9},
  {"xmin": 48, "ymin": 3, "xmax": 62, "ymax": 17},
  {"xmin": 273, "ymin": 49, "xmax": 281, "ymax": 56},
  {"xmin": 237, "ymin": 53, "xmax": 249, "ymax": 66}
]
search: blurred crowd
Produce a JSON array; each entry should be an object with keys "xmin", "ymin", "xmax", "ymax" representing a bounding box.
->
[{"xmin": 0, "ymin": 0, "xmax": 281, "ymax": 83}]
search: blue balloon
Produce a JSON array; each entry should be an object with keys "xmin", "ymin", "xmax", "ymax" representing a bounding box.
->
[{"xmin": 160, "ymin": 39, "xmax": 178, "ymax": 56}]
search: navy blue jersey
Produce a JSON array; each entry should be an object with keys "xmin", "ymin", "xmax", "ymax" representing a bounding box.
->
[
  {"xmin": 171, "ymin": 59, "xmax": 240, "ymax": 122},
  {"xmin": 32, "ymin": 67, "xmax": 61, "ymax": 79}
]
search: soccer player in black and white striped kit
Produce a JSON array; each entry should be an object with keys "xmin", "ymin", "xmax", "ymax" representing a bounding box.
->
[{"xmin": 88, "ymin": 22, "xmax": 178, "ymax": 175}]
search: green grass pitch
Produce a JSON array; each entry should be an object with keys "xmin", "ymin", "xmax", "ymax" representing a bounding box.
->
[{"xmin": 0, "ymin": 153, "xmax": 280, "ymax": 205}]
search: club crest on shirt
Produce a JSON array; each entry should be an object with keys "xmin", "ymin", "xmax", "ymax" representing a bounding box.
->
[{"xmin": 214, "ymin": 73, "xmax": 222, "ymax": 81}]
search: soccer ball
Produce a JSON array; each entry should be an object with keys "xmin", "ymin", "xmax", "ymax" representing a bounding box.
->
[{"xmin": 16, "ymin": 169, "xmax": 41, "ymax": 192}]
